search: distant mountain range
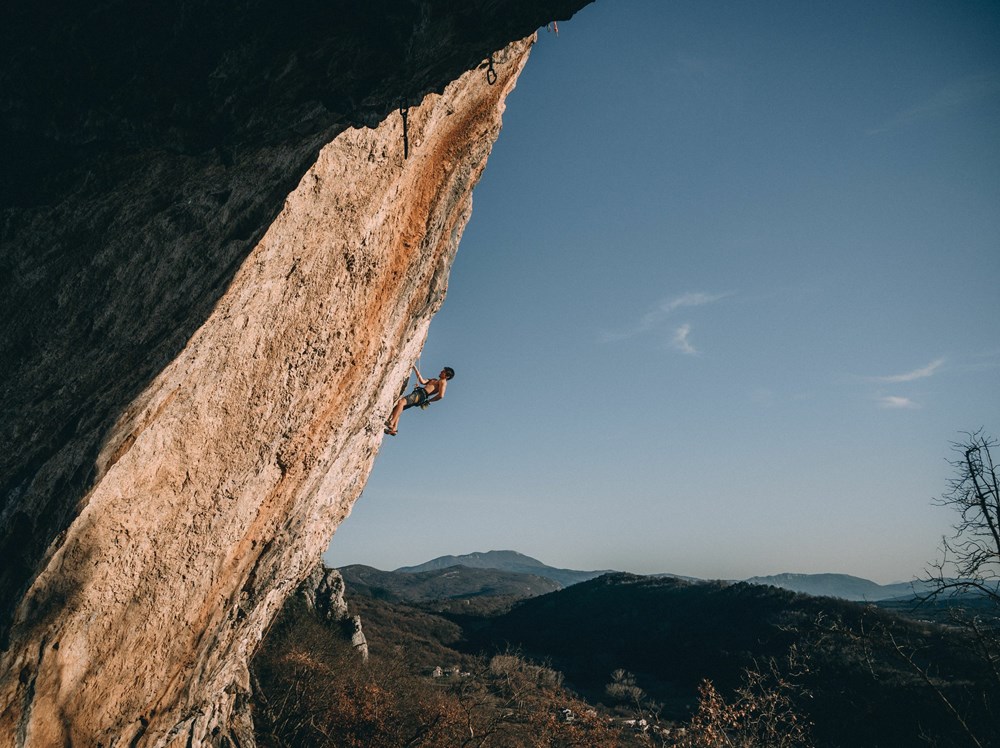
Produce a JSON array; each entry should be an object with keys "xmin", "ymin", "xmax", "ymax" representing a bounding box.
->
[
  {"xmin": 395, "ymin": 550, "xmax": 614, "ymax": 589},
  {"xmin": 339, "ymin": 563, "xmax": 561, "ymax": 603},
  {"xmin": 744, "ymin": 572, "xmax": 935, "ymax": 601},
  {"xmin": 360, "ymin": 550, "xmax": 931, "ymax": 602}
]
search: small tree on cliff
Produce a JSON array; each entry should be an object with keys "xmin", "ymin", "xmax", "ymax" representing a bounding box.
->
[{"xmin": 926, "ymin": 430, "xmax": 1000, "ymax": 604}]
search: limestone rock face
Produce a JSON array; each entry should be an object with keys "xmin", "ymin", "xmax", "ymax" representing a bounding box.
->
[
  {"xmin": 298, "ymin": 566, "xmax": 368, "ymax": 661},
  {"xmin": 0, "ymin": 3, "xmax": 595, "ymax": 740},
  {"xmin": 0, "ymin": 0, "xmax": 591, "ymax": 651},
  {"xmin": 301, "ymin": 566, "xmax": 351, "ymax": 624},
  {"xmin": 0, "ymin": 40, "xmax": 530, "ymax": 747},
  {"xmin": 349, "ymin": 616, "xmax": 370, "ymax": 663}
]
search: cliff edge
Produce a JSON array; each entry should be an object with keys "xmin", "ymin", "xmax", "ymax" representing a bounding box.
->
[{"xmin": 0, "ymin": 2, "xmax": 591, "ymax": 746}]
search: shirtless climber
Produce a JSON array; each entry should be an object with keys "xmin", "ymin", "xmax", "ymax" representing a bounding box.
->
[{"xmin": 384, "ymin": 365, "xmax": 454, "ymax": 436}]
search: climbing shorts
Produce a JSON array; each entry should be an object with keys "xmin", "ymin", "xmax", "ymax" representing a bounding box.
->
[{"xmin": 402, "ymin": 387, "xmax": 429, "ymax": 410}]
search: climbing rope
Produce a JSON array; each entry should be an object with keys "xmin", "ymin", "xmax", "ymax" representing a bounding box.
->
[
  {"xmin": 485, "ymin": 53, "xmax": 497, "ymax": 85},
  {"xmin": 399, "ymin": 103, "xmax": 410, "ymax": 159}
]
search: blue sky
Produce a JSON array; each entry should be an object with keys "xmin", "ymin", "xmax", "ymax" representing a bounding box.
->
[{"xmin": 325, "ymin": 0, "xmax": 1000, "ymax": 584}]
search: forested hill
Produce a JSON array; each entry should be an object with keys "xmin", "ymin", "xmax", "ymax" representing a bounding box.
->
[
  {"xmin": 395, "ymin": 550, "xmax": 613, "ymax": 588},
  {"xmin": 340, "ymin": 563, "xmax": 561, "ymax": 603},
  {"xmin": 458, "ymin": 573, "xmax": 998, "ymax": 747}
]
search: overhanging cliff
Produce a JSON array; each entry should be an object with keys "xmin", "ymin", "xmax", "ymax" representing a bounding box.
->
[{"xmin": 0, "ymin": 2, "xmax": 591, "ymax": 745}]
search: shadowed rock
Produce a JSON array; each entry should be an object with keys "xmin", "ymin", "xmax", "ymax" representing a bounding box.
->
[{"xmin": 0, "ymin": 2, "xmax": 592, "ymax": 745}]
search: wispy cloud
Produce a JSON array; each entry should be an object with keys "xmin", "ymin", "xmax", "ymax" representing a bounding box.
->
[
  {"xmin": 868, "ymin": 73, "xmax": 1000, "ymax": 135},
  {"xmin": 878, "ymin": 395, "xmax": 920, "ymax": 410},
  {"xmin": 672, "ymin": 324, "xmax": 698, "ymax": 355},
  {"xmin": 869, "ymin": 358, "xmax": 945, "ymax": 383},
  {"xmin": 601, "ymin": 291, "xmax": 731, "ymax": 343},
  {"xmin": 664, "ymin": 292, "xmax": 729, "ymax": 313}
]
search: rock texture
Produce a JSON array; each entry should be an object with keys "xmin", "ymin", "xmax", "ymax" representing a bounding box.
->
[
  {"xmin": 0, "ymin": 0, "xmax": 591, "ymax": 651},
  {"xmin": 300, "ymin": 565, "xmax": 351, "ymax": 624},
  {"xmin": 0, "ymin": 2, "xmax": 592, "ymax": 745},
  {"xmin": 299, "ymin": 566, "xmax": 368, "ymax": 661},
  {"xmin": 1, "ymin": 42, "xmax": 524, "ymax": 747}
]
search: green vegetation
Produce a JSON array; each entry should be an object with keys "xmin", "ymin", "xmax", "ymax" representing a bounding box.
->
[
  {"xmin": 253, "ymin": 435, "xmax": 999, "ymax": 746},
  {"xmin": 253, "ymin": 571, "xmax": 997, "ymax": 747},
  {"xmin": 465, "ymin": 574, "xmax": 998, "ymax": 747}
]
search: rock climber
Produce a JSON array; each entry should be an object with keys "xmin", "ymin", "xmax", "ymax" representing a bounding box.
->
[{"xmin": 384, "ymin": 364, "xmax": 454, "ymax": 436}]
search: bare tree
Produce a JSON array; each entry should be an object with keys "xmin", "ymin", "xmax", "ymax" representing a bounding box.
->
[
  {"xmin": 903, "ymin": 430, "xmax": 1000, "ymax": 747},
  {"xmin": 674, "ymin": 651, "xmax": 814, "ymax": 748},
  {"xmin": 926, "ymin": 430, "xmax": 1000, "ymax": 603}
]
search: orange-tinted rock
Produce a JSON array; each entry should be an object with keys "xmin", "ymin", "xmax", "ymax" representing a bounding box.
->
[{"xmin": 0, "ymin": 38, "xmax": 531, "ymax": 748}]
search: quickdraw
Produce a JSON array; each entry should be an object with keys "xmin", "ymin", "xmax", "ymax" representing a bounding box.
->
[
  {"xmin": 399, "ymin": 103, "xmax": 410, "ymax": 159},
  {"xmin": 485, "ymin": 53, "xmax": 497, "ymax": 85}
]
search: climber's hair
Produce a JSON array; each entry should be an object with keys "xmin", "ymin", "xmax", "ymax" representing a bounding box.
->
[{"xmin": 442, "ymin": 367, "xmax": 455, "ymax": 380}]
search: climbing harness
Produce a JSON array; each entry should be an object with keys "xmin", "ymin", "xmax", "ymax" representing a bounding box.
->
[
  {"xmin": 485, "ymin": 53, "xmax": 497, "ymax": 86},
  {"xmin": 399, "ymin": 103, "xmax": 410, "ymax": 159}
]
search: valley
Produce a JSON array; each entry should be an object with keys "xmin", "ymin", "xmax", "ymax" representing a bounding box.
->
[{"xmin": 253, "ymin": 553, "xmax": 999, "ymax": 746}]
